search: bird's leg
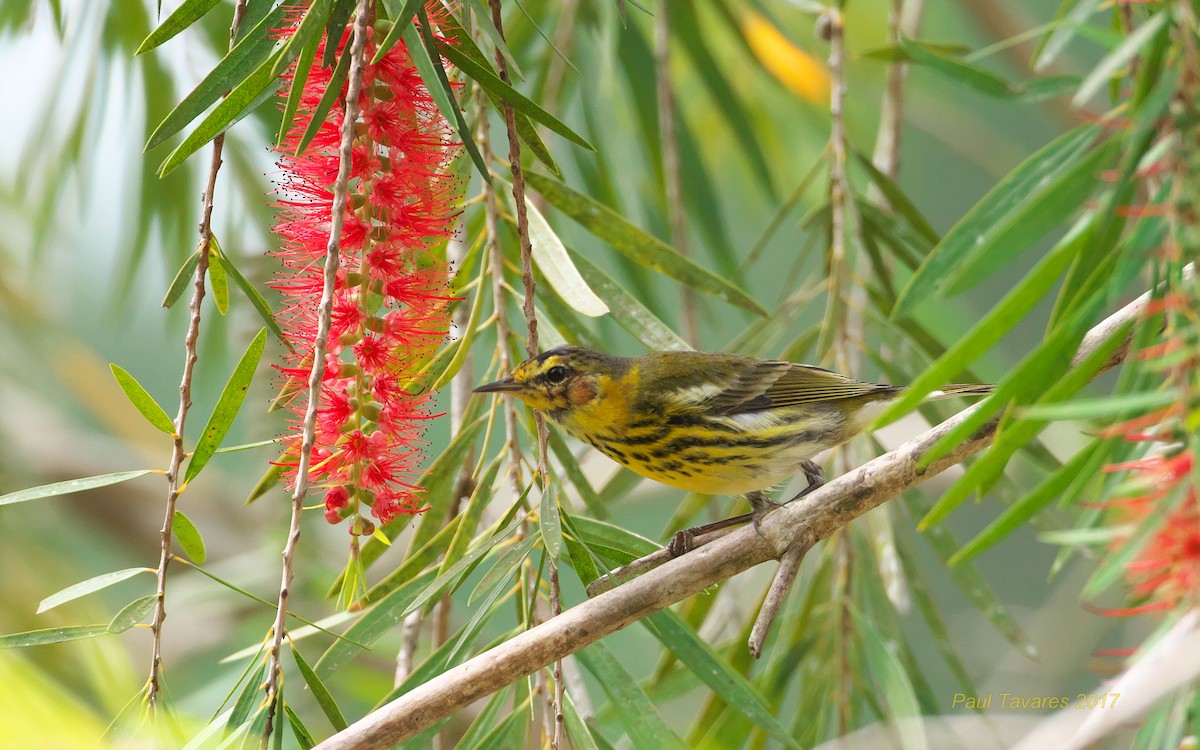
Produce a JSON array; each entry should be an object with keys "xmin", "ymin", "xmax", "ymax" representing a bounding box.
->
[
  {"xmin": 667, "ymin": 492, "xmax": 780, "ymax": 557},
  {"xmin": 666, "ymin": 461, "xmax": 826, "ymax": 558},
  {"xmin": 782, "ymin": 459, "xmax": 825, "ymax": 504}
]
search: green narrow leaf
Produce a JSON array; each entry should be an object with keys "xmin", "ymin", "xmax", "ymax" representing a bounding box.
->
[
  {"xmin": 899, "ymin": 37, "xmax": 1012, "ymax": 97},
  {"xmin": 566, "ymin": 251, "xmax": 689, "ymax": 352},
  {"xmin": 469, "ymin": 535, "xmax": 539, "ymax": 607},
  {"xmin": 0, "ymin": 470, "xmax": 157, "ymax": 507},
  {"xmin": 892, "ymin": 125, "xmax": 1100, "ymax": 315},
  {"xmin": 528, "ymin": 171, "xmax": 765, "ymax": 315},
  {"xmin": 173, "ymin": 510, "xmax": 207, "ymax": 563},
  {"xmin": 213, "ymin": 240, "xmax": 290, "ymax": 349},
  {"xmin": 162, "ymin": 250, "xmax": 200, "ymax": 308},
  {"xmin": 874, "ymin": 214, "xmax": 1090, "ymax": 428},
  {"xmin": 292, "ymin": 644, "xmax": 348, "ymax": 731},
  {"xmin": 1021, "ymin": 390, "xmax": 1180, "ymax": 421},
  {"xmin": 37, "ymin": 568, "xmax": 153, "ymax": 614},
  {"xmin": 532, "ymin": 171, "xmax": 763, "ymax": 314},
  {"xmin": 560, "ymin": 513, "xmax": 601, "ymax": 585},
  {"xmin": 524, "ymin": 197, "xmax": 607, "ymax": 317},
  {"xmin": 919, "ymin": 307, "xmax": 1129, "ymax": 526},
  {"xmin": 107, "ymin": 595, "xmax": 158, "ymax": 633},
  {"xmin": 315, "ymin": 569, "xmax": 438, "ymax": 677},
  {"xmin": 460, "ymin": 0, "xmax": 525, "ymax": 80},
  {"xmin": 1033, "ymin": 0, "xmax": 1102, "ymax": 72},
  {"xmin": 285, "ymin": 704, "xmax": 316, "ymax": 750},
  {"xmin": 372, "ymin": 0, "xmax": 423, "ymax": 63},
  {"xmin": 0, "ymin": 625, "xmax": 110, "ymax": 649},
  {"xmin": 902, "ymin": 494, "xmax": 1037, "ymax": 659},
  {"xmin": 184, "ymin": 328, "xmax": 267, "ymax": 485},
  {"xmin": 672, "ymin": 0, "xmax": 776, "ymax": 199},
  {"xmin": 110, "ymin": 364, "xmax": 176, "ymax": 434},
  {"xmin": 430, "ymin": 259, "xmax": 490, "ymax": 392},
  {"xmin": 405, "ymin": 13, "xmax": 489, "ymax": 182},
  {"xmin": 277, "ymin": 26, "xmax": 319, "ymax": 148},
  {"xmin": 539, "ymin": 485, "xmax": 563, "ymax": 562},
  {"xmin": 387, "ymin": 415, "xmax": 487, "ymax": 562},
  {"xmin": 436, "ymin": 42, "xmax": 593, "ymax": 151},
  {"xmin": 575, "ymin": 642, "xmax": 690, "ymax": 750},
  {"xmin": 893, "ymin": 523, "xmax": 979, "ymax": 697},
  {"xmin": 850, "ymin": 606, "xmax": 927, "ymax": 750},
  {"xmin": 208, "ymin": 246, "xmax": 230, "ymax": 316},
  {"xmin": 1073, "ymin": 12, "xmax": 1168, "ymax": 106},
  {"xmin": 147, "ymin": 4, "xmax": 289, "ymax": 151},
  {"xmin": 641, "ymin": 611, "xmax": 800, "ymax": 748},
  {"xmin": 294, "ymin": 39, "xmax": 353, "ymax": 155},
  {"xmin": 158, "ymin": 50, "xmax": 285, "ymax": 176},
  {"xmin": 136, "ymin": 0, "xmax": 221, "ymax": 55},
  {"xmin": 228, "ymin": 662, "xmax": 267, "ymax": 733},
  {"xmin": 271, "ymin": 0, "xmax": 335, "ymax": 78},
  {"xmin": 951, "ymin": 443, "xmax": 1102, "ymax": 565}
]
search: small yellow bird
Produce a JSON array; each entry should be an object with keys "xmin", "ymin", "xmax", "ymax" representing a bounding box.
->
[{"xmin": 474, "ymin": 345, "xmax": 990, "ymax": 550}]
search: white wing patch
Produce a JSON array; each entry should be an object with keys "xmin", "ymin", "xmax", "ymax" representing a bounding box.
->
[{"xmin": 669, "ymin": 383, "xmax": 725, "ymax": 406}]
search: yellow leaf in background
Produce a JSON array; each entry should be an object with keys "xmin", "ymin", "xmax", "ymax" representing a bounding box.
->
[{"xmin": 742, "ymin": 11, "xmax": 830, "ymax": 105}]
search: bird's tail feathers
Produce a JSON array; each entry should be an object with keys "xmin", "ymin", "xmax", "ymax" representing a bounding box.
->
[{"xmin": 924, "ymin": 384, "xmax": 993, "ymax": 400}]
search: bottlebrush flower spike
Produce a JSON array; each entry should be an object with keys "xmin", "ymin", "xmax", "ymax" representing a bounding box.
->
[{"xmin": 271, "ymin": 12, "xmax": 462, "ymax": 532}]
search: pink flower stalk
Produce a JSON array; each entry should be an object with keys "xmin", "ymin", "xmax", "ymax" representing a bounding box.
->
[{"xmin": 271, "ymin": 12, "xmax": 461, "ymax": 531}]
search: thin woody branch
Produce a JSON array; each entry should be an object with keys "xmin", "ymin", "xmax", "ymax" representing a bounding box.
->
[
  {"xmin": 147, "ymin": 0, "xmax": 249, "ymax": 707},
  {"xmin": 312, "ymin": 266, "xmax": 1189, "ymax": 750},
  {"xmin": 261, "ymin": 1, "xmax": 372, "ymax": 740}
]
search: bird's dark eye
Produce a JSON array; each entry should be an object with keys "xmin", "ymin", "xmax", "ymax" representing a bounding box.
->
[{"xmin": 546, "ymin": 365, "xmax": 568, "ymax": 384}]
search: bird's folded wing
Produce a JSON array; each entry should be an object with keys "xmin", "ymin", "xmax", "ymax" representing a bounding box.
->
[{"xmin": 707, "ymin": 362, "xmax": 889, "ymax": 414}]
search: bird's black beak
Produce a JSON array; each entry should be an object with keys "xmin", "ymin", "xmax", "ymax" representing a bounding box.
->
[{"xmin": 473, "ymin": 376, "xmax": 524, "ymax": 394}]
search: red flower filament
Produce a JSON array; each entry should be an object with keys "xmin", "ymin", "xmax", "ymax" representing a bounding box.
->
[{"xmin": 271, "ymin": 16, "xmax": 461, "ymax": 531}]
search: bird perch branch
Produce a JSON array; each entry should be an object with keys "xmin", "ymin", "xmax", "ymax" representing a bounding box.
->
[{"xmin": 312, "ymin": 268, "xmax": 1184, "ymax": 750}]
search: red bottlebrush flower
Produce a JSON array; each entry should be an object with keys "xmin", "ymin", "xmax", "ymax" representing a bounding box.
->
[{"xmin": 270, "ymin": 10, "xmax": 462, "ymax": 531}]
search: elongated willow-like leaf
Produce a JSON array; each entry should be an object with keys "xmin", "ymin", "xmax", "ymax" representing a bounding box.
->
[
  {"xmin": 575, "ymin": 642, "xmax": 690, "ymax": 750},
  {"xmin": 670, "ymin": 0, "xmax": 776, "ymax": 200},
  {"xmin": 0, "ymin": 625, "xmax": 111, "ymax": 649},
  {"xmin": 938, "ymin": 137, "xmax": 1116, "ymax": 294},
  {"xmin": 851, "ymin": 607, "xmax": 927, "ymax": 750},
  {"xmin": 919, "ymin": 308, "xmax": 1131, "ymax": 528},
  {"xmin": 0, "ymin": 470, "xmax": 157, "ymax": 507},
  {"xmin": 37, "ymin": 568, "xmax": 152, "ymax": 614},
  {"xmin": 523, "ymin": 197, "xmax": 608, "ymax": 317},
  {"xmin": 184, "ymin": 328, "xmax": 267, "ymax": 484},
  {"xmin": 874, "ymin": 213, "xmax": 1092, "ymax": 428},
  {"xmin": 142, "ymin": 2, "xmax": 285, "ymax": 151},
  {"xmin": 110, "ymin": 364, "xmax": 175, "ymax": 434},
  {"xmin": 292, "ymin": 644, "xmax": 348, "ymax": 731},
  {"xmin": 951, "ymin": 442, "xmax": 1105, "ymax": 565},
  {"xmin": 641, "ymin": 611, "xmax": 800, "ymax": 748},
  {"xmin": 106, "ymin": 595, "xmax": 157, "ymax": 633},
  {"xmin": 137, "ymin": 0, "xmax": 221, "ymax": 55},
  {"xmin": 526, "ymin": 171, "xmax": 764, "ymax": 314},
  {"xmin": 901, "ymin": 493, "xmax": 1038, "ymax": 659},
  {"xmin": 173, "ymin": 510, "xmax": 206, "ymax": 563},
  {"xmin": 437, "ymin": 42, "xmax": 593, "ymax": 152},
  {"xmin": 161, "ymin": 249, "xmax": 200, "ymax": 308},
  {"xmin": 146, "ymin": 3, "xmax": 289, "ymax": 152},
  {"xmin": 212, "ymin": 237, "xmax": 290, "ymax": 348},
  {"xmin": 1033, "ymin": 0, "xmax": 1104, "ymax": 72},
  {"xmin": 207, "ymin": 245, "xmax": 229, "ymax": 315},
  {"xmin": 892, "ymin": 125, "xmax": 1103, "ymax": 315},
  {"xmin": 406, "ymin": 12, "xmax": 489, "ymax": 182},
  {"xmin": 315, "ymin": 568, "xmax": 438, "ymax": 678},
  {"xmin": 158, "ymin": 49, "xmax": 286, "ymax": 175},
  {"xmin": 1073, "ymin": 11, "xmax": 1168, "ymax": 106},
  {"xmin": 567, "ymin": 251, "xmax": 689, "ymax": 351}
]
